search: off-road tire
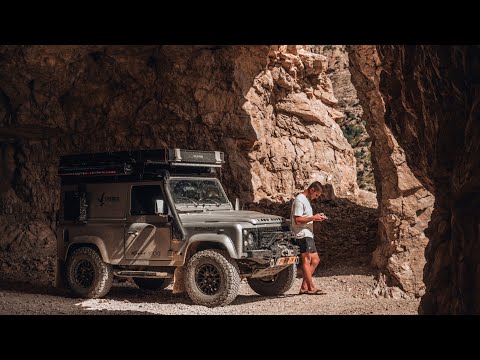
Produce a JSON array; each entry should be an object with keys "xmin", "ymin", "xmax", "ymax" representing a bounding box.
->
[
  {"xmin": 185, "ymin": 249, "xmax": 240, "ymax": 307},
  {"xmin": 133, "ymin": 277, "xmax": 172, "ymax": 290},
  {"xmin": 247, "ymin": 264, "xmax": 296, "ymax": 296},
  {"xmin": 66, "ymin": 247, "xmax": 113, "ymax": 298}
]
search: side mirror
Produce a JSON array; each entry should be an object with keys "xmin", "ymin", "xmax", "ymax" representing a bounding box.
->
[
  {"xmin": 155, "ymin": 199, "xmax": 166, "ymax": 214},
  {"xmin": 234, "ymin": 198, "xmax": 240, "ymax": 211}
]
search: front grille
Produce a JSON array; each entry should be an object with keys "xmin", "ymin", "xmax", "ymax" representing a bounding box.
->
[{"xmin": 256, "ymin": 226, "xmax": 293, "ymax": 249}]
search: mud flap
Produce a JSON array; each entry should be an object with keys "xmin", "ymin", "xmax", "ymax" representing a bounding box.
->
[{"xmin": 172, "ymin": 265, "xmax": 186, "ymax": 294}]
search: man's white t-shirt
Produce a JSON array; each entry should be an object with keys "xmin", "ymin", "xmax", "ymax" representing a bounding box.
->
[{"xmin": 290, "ymin": 193, "xmax": 314, "ymax": 238}]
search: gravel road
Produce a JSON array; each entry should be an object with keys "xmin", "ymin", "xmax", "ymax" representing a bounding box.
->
[{"xmin": 0, "ymin": 265, "xmax": 419, "ymax": 315}]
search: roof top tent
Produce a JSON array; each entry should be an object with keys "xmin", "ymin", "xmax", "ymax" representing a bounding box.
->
[{"xmin": 58, "ymin": 148, "xmax": 225, "ymax": 184}]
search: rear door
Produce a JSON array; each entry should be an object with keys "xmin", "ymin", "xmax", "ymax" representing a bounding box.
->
[{"xmin": 125, "ymin": 184, "xmax": 172, "ymax": 261}]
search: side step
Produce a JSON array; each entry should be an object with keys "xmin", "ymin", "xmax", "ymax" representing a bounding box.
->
[{"xmin": 114, "ymin": 271, "xmax": 174, "ymax": 278}]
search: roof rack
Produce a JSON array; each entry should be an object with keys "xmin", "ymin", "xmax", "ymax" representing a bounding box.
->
[{"xmin": 58, "ymin": 148, "xmax": 224, "ymax": 180}]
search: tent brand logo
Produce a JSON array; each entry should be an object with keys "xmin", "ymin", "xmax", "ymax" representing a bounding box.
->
[{"xmin": 97, "ymin": 192, "xmax": 120, "ymax": 206}]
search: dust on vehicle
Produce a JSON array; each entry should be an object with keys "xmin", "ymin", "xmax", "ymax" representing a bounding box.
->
[{"xmin": 56, "ymin": 148, "xmax": 299, "ymax": 307}]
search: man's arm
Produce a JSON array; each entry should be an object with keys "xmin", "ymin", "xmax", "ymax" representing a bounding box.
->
[{"xmin": 294, "ymin": 214, "xmax": 326, "ymax": 224}]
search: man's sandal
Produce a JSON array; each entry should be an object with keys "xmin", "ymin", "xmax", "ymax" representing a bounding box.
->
[{"xmin": 299, "ymin": 289, "xmax": 327, "ymax": 295}]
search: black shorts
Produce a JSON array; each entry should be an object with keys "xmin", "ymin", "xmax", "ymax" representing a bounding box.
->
[{"xmin": 296, "ymin": 237, "xmax": 317, "ymax": 254}]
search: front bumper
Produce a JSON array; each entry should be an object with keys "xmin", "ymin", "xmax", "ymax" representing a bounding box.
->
[{"xmin": 244, "ymin": 240, "xmax": 300, "ymax": 264}]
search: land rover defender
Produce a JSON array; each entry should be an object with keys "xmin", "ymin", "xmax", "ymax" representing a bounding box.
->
[{"xmin": 56, "ymin": 148, "xmax": 299, "ymax": 307}]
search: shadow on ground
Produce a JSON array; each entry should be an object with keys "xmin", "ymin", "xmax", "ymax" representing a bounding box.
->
[{"xmin": 0, "ymin": 279, "xmax": 63, "ymax": 296}]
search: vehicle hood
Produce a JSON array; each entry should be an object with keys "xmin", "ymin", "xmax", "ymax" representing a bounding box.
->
[{"xmin": 179, "ymin": 210, "xmax": 285, "ymax": 225}]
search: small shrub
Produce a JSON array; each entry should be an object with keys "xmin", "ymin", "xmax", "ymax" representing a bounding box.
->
[
  {"xmin": 354, "ymin": 149, "xmax": 366, "ymax": 159},
  {"xmin": 343, "ymin": 124, "xmax": 364, "ymax": 144}
]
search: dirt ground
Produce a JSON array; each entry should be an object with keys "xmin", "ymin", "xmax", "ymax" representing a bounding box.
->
[{"xmin": 0, "ymin": 264, "xmax": 420, "ymax": 315}]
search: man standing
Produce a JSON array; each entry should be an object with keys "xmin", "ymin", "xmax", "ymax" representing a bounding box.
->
[{"xmin": 290, "ymin": 181, "xmax": 328, "ymax": 295}]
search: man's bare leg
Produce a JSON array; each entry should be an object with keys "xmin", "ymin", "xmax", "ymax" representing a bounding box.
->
[
  {"xmin": 308, "ymin": 252, "xmax": 320, "ymax": 291},
  {"xmin": 300, "ymin": 252, "xmax": 315, "ymax": 292}
]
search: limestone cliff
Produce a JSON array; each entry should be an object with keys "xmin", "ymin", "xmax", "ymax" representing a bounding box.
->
[
  {"xmin": 2, "ymin": 44, "xmax": 475, "ymax": 314},
  {"xmin": 248, "ymin": 45, "xmax": 357, "ymax": 201},
  {"xmin": 0, "ymin": 45, "xmax": 358, "ymax": 285}
]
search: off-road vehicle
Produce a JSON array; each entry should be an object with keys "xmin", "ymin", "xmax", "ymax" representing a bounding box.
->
[{"xmin": 56, "ymin": 148, "xmax": 299, "ymax": 307}]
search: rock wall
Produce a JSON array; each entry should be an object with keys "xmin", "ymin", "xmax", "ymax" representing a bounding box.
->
[
  {"xmin": 247, "ymin": 45, "xmax": 357, "ymax": 201},
  {"xmin": 4, "ymin": 45, "xmax": 474, "ymax": 313},
  {"xmin": 348, "ymin": 45, "xmax": 434, "ymax": 297},
  {"xmin": 0, "ymin": 45, "xmax": 358, "ymax": 285},
  {"xmin": 367, "ymin": 45, "xmax": 480, "ymax": 314}
]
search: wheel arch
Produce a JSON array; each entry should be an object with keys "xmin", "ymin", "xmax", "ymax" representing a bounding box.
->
[
  {"xmin": 65, "ymin": 236, "xmax": 108, "ymax": 262},
  {"xmin": 185, "ymin": 234, "xmax": 237, "ymax": 261}
]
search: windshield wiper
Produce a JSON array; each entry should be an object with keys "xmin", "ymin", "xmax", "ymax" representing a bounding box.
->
[
  {"xmin": 201, "ymin": 198, "xmax": 221, "ymax": 206},
  {"xmin": 174, "ymin": 196, "xmax": 199, "ymax": 206}
]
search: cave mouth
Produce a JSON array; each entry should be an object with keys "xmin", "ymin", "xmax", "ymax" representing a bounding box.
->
[
  {"xmin": 0, "ymin": 45, "xmax": 433, "ymax": 306},
  {"xmin": 0, "ymin": 45, "xmax": 379, "ymax": 284},
  {"xmin": 3, "ymin": 44, "xmax": 477, "ymax": 314}
]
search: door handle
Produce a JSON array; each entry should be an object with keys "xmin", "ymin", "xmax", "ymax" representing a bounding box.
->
[{"xmin": 127, "ymin": 231, "xmax": 139, "ymax": 236}]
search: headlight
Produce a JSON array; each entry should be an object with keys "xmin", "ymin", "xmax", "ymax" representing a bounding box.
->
[{"xmin": 243, "ymin": 231, "xmax": 255, "ymax": 249}]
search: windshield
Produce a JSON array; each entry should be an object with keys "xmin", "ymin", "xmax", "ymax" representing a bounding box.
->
[{"xmin": 168, "ymin": 178, "xmax": 230, "ymax": 207}]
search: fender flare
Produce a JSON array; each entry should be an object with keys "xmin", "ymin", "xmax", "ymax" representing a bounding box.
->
[
  {"xmin": 186, "ymin": 233, "xmax": 237, "ymax": 259},
  {"xmin": 65, "ymin": 236, "xmax": 109, "ymax": 262}
]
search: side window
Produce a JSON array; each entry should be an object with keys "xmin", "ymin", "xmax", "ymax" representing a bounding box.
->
[
  {"xmin": 131, "ymin": 185, "xmax": 163, "ymax": 215},
  {"xmin": 64, "ymin": 191, "xmax": 80, "ymax": 220}
]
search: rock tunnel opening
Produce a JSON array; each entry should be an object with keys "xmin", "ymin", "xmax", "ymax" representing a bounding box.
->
[
  {"xmin": 1, "ymin": 45, "xmax": 478, "ymax": 314},
  {"xmin": 0, "ymin": 45, "xmax": 427, "ymax": 297}
]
